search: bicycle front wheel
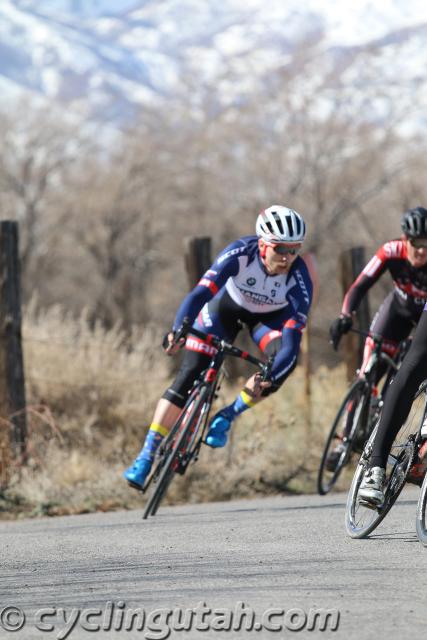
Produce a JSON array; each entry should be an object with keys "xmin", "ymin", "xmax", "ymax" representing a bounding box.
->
[
  {"xmin": 345, "ymin": 384, "xmax": 426, "ymax": 539},
  {"xmin": 143, "ymin": 385, "xmax": 210, "ymax": 519},
  {"xmin": 317, "ymin": 379, "xmax": 369, "ymax": 495},
  {"xmin": 416, "ymin": 471, "xmax": 427, "ymax": 546},
  {"xmin": 346, "ymin": 435, "xmax": 416, "ymax": 539}
]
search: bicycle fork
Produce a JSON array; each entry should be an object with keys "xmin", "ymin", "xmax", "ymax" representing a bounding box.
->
[{"xmin": 173, "ymin": 390, "xmax": 210, "ymax": 475}]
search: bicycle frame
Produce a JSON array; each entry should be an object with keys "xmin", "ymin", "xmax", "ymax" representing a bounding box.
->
[
  {"xmin": 168, "ymin": 331, "xmax": 269, "ymax": 471},
  {"xmin": 354, "ymin": 331, "xmax": 406, "ymax": 438},
  {"xmin": 357, "ymin": 332, "xmax": 399, "ymax": 384}
]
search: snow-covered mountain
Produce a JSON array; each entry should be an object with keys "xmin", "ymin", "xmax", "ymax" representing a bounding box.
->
[{"xmin": 2, "ymin": 0, "xmax": 427, "ymax": 129}]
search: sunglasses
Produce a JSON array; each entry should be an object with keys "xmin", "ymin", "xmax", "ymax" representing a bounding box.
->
[
  {"xmin": 409, "ymin": 238, "xmax": 427, "ymax": 249},
  {"xmin": 267, "ymin": 243, "xmax": 302, "ymax": 256}
]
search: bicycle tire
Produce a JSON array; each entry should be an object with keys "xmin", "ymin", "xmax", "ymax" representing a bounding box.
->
[
  {"xmin": 345, "ymin": 436, "xmax": 415, "ymax": 538},
  {"xmin": 143, "ymin": 385, "xmax": 210, "ymax": 519},
  {"xmin": 416, "ymin": 471, "xmax": 427, "ymax": 546},
  {"xmin": 345, "ymin": 384, "xmax": 427, "ymax": 538},
  {"xmin": 317, "ymin": 379, "xmax": 369, "ymax": 495},
  {"xmin": 150, "ymin": 468, "xmax": 174, "ymax": 517}
]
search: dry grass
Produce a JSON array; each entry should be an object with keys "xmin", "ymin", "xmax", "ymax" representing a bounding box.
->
[{"xmin": 0, "ymin": 304, "xmax": 349, "ymax": 519}]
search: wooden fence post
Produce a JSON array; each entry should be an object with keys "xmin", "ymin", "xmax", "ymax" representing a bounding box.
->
[
  {"xmin": 184, "ymin": 237, "xmax": 212, "ymax": 288},
  {"xmin": 172, "ymin": 237, "xmax": 213, "ymax": 378},
  {"xmin": 339, "ymin": 247, "xmax": 370, "ymax": 381},
  {"xmin": 0, "ymin": 221, "xmax": 27, "ymax": 459}
]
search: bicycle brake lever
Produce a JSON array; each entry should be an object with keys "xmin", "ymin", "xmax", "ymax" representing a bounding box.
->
[
  {"xmin": 260, "ymin": 356, "xmax": 275, "ymax": 382},
  {"xmin": 171, "ymin": 317, "xmax": 192, "ymax": 347}
]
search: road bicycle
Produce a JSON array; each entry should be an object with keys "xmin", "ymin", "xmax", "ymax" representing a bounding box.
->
[
  {"xmin": 346, "ymin": 379, "xmax": 427, "ymax": 540},
  {"xmin": 142, "ymin": 319, "xmax": 273, "ymax": 519},
  {"xmin": 317, "ymin": 329, "xmax": 410, "ymax": 495}
]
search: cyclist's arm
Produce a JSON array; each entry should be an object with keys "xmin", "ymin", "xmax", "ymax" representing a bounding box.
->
[
  {"xmin": 342, "ymin": 244, "xmax": 390, "ymax": 315},
  {"xmin": 270, "ymin": 262, "xmax": 313, "ymax": 383},
  {"xmin": 173, "ymin": 240, "xmax": 245, "ymax": 330},
  {"xmin": 301, "ymin": 252, "xmax": 320, "ymax": 307},
  {"xmin": 270, "ymin": 324, "xmax": 303, "ymax": 383}
]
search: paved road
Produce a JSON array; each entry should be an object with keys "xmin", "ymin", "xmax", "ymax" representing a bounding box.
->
[{"xmin": 0, "ymin": 488, "xmax": 426, "ymax": 640}]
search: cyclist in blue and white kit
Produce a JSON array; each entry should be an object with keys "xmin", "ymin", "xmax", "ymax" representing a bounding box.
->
[{"xmin": 124, "ymin": 205, "xmax": 314, "ymax": 490}]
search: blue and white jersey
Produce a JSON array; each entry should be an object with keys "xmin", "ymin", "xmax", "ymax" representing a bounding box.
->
[{"xmin": 174, "ymin": 236, "xmax": 313, "ymax": 331}]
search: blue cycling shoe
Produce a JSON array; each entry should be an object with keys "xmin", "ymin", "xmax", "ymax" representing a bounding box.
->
[
  {"xmin": 123, "ymin": 457, "xmax": 152, "ymax": 490},
  {"xmin": 206, "ymin": 412, "xmax": 232, "ymax": 448}
]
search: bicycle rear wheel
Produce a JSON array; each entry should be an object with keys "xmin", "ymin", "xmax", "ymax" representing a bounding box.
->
[
  {"xmin": 345, "ymin": 384, "xmax": 426, "ymax": 539},
  {"xmin": 143, "ymin": 385, "xmax": 209, "ymax": 519},
  {"xmin": 317, "ymin": 379, "xmax": 369, "ymax": 495}
]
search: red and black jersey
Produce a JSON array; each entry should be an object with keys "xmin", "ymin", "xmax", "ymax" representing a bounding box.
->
[{"xmin": 342, "ymin": 239, "xmax": 427, "ymax": 316}]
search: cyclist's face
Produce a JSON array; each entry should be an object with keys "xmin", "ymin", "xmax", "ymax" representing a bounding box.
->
[
  {"xmin": 258, "ymin": 239, "xmax": 302, "ymax": 274},
  {"xmin": 406, "ymin": 238, "xmax": 427, "ymax": 268}
]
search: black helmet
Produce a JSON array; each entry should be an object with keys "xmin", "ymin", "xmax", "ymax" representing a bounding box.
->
[{"xmin": 401, "ymin": 207, "xmax": 427, "ymax": 239}]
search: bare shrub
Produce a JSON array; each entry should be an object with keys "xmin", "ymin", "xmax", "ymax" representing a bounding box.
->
[
  {"xmin": 5, "ymin": 301, "xmax": 349, "ymax": 517},
  {"xmin": 3, "ymin": 302, "xmax": 169, "ymax": 516}
]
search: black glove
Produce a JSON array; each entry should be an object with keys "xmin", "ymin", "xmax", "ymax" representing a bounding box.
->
[
  {"xmin": 329, "ymin": 315, "xmax": 353, "ymax": 351},
  {"xmin": 162, "ymin": 317, "xmax": 191, "ymax": 351}
]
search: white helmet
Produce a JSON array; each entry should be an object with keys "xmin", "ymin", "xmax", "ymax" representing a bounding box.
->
[{"xmin": 256, "ymin": 205, "xmax": 306, "ymax": 243}]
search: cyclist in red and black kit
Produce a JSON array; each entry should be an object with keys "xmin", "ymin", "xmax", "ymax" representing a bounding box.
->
[{"xmin": 327, "ymin": 207, "xmax": 427, "ymax": 471}]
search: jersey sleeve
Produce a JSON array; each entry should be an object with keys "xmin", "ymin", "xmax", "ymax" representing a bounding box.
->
[
  {"xmin": 173, "ymin": 239, "xmax": 246, "ymax": 330},
  {"xmin": 270, "ymin": 260, "xmax": 313, "ymax": 382},
  {"xmin": 270, "ymin": 328, "xmax": 302, "ymax": 383},
  {"xmin": 301, "ymin": 252, "xmax": 320, "ymax": 307},
  {"xmin": 341, "ymin": 244, "xmax": 393, "ymax": 315},
  {"xmin": 283, "ymin": 258, "xmax": 313, "ymax": 333}
]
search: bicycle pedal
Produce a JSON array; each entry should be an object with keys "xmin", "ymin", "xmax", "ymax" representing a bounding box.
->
[
  {"xmin": 358, "ymin": 498, "xmax": 381, "ymax": 511},
  {"xmin": 126, "ymin": 480, "xmax": 144, "ymax": 493}
]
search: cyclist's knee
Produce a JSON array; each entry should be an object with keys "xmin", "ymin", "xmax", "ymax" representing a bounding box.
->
[
  {"xmin": 162, "ymin": 388, "xmax": 187, "ymax": 408},
  {"xmin": 163, "ymin": 349, "xmax": 210, "ymax": 408}
]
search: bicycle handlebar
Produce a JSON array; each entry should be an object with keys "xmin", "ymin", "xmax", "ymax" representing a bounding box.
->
[
  {"xmin": 172, "ymin": 318, "xmax": 274, "ymax": 380},
  {"xmin": 348, "ymin": 327, "xmax": 384, "ymax": 344}
]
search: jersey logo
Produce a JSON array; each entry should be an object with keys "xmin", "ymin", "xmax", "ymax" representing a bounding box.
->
[
  {"xmin": 363, "ymin": 256, "xmax": 382, "ymax": 277},
  {"xmin": 186, "ymin": 337, "xmax": 217, "ymax": 356},
  {"xmin": 241, "ymin": 290, "xmax": 271, "ymax": 304},
  {"xmin": 383, "ymin": 240, "xmax": 404, "ymax": 258},
  {"xmin": 217, "ymin": 246, "xmax": 246, "ymax": 264},
  {"xmin": 294, "ymin": 271, "xmax": 310, "ymax": 306},
  {"xmin": 246, "ymin": 277, "xmax": 256, "ymax": 286},
  {"xmin": 201, "ymin": 306, "xmax": 213, "ymax": 327}
]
